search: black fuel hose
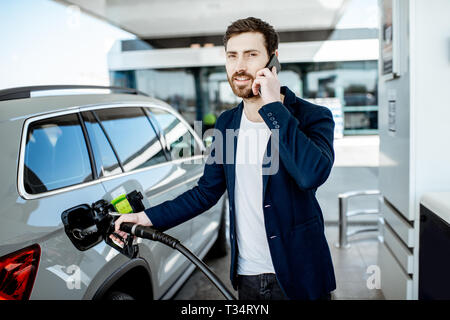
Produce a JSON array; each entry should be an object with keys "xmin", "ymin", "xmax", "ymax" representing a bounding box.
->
[{"xmin": 120, "ymin": 222, "xmax": 236, "ymax": 300}]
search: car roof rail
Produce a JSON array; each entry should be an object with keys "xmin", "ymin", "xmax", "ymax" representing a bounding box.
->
[{"xmin": 0, "ymin": 85, "xmax": 149, "ymax": 101}]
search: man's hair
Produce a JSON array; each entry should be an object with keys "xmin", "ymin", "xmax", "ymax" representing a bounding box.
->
[{"xmin": 223, "ymin": 17, "xmax": 279, "ymax": 56}]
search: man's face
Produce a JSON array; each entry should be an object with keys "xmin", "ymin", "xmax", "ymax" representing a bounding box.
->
[{"xmin": 225, "ymin": 32, "xmax": 270, "ymax": 99}]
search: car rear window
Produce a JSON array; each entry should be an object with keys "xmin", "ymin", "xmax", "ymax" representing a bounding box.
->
[
  {"xmin": 81, "ymin": 111, "xmax": 122, "ymax": 178},
  {"xmin": 149, "ymin": 108, "xmax": 201, "ymax": 160},
  {"xmin": 24, "ymin": 113, "xmax": 93, "ymax": 194},
  {"xmin": 94, "ymin": 107, "xmax": 166, "ymax": 172}
]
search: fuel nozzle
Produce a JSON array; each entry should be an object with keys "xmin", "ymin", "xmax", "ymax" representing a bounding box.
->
[
  {"xmin": 101, "ymin": 191, "xmax": 145, "ymax": 259},
  {"xmin": 61, "ymin": 190, "xmax": 145, "ymax": 259}
]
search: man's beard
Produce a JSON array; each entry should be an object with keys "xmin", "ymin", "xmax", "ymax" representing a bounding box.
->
[{"xmin": 227, "ymin": 72, "xmax": 256, "ymax": 99}]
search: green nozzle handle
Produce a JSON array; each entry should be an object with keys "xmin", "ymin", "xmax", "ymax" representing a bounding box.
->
[{"xmin": 111, "ymin": 194, "xmax": 133, "ymax": 214}]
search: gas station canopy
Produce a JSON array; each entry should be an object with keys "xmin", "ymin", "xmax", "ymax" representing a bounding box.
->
[{"xmin": 59, "ymin": 0, "xmax": 350, "ymax": 39}]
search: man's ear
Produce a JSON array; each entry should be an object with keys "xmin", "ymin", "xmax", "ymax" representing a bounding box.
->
[{"xmin": 275, "ymin": 50, "xmax": 279, "ymax": 58}]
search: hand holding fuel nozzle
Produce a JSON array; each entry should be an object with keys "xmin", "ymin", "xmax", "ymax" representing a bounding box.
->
[
  {"xmin": 62, "ymin": 189, "xmax": 236, "ymax": 300},
  {"xmin": 109, "ymin": 211, "xmax": 152, "ymax": 247}
]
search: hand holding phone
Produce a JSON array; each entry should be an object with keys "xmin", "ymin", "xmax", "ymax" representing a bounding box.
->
[
  {"xmin": 252, "ymin": 54, "xmax": 282, "ymax": 106},
  {"xmin": 258, "ymin": 54, "xmax": 281, "ymax": 95}
]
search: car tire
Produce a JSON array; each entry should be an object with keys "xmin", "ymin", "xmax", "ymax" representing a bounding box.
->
[
  {"xmin": 105, "ymin": 291, "xmax": 135, "ymax": 300},
  {"xmin": 209, "ymin": 197, "xmax": 229, "ymax": 258}
]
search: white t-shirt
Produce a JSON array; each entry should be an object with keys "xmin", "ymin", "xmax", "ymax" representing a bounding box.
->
[{"xmin": 234, "ymin": 110, "xmax": 275, "ymax": 275}]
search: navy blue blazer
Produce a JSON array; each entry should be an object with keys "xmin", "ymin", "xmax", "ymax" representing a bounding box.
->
[{"xmin": 145, "ymin": 86, "xmax": 336, "ymax": 300}]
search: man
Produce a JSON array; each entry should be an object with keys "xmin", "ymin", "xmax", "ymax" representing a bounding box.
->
[{"xmin": 111, "ymin": 17, "xmax": 336, "ymax": 300}]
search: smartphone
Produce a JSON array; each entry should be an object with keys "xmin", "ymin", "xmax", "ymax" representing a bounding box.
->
[
  {"xmin": 258, "ymin": 54, "xmax": 281, "ymax": 95},
  {"xmin": 265, "ymin": 53, "xmax": 281, "ymax": 74}
]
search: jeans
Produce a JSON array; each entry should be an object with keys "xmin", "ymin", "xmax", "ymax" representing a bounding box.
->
[
  {"xmin": 237, "ymin": 273, "xmax": 287, "ymax": 300},
  {"xmin": 237, "ymin": 273, "xmax": 332, "ymax": 300}
]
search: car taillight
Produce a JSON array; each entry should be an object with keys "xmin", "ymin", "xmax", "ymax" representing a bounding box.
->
[{"xmin": 0, "ymin": 244, "xmax": 41, "ymax": 300}]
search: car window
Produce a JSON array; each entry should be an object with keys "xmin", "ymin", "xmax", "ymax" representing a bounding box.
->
[
  {"xmin": 24, "ymin": 113, "xmax": 93, "ymax": 194},
  {"xmin": 149, "ymin": 108, "xmax": 202, "ymax": 160},
  {"xmin": 82, "ymin": 111, "xmax": 122, "ymax": 178},
  {"xmin": 94, "ymin": 107, "xmax": 166, "ymax": 172}
]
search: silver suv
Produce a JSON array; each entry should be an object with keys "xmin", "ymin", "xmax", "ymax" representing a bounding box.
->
[{"xmin": 0, "ymin": 85, "xmax": 228, "ymax": 300}]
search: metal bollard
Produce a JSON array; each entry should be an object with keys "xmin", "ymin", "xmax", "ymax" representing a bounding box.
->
[{"xmin": 335, "ymin": 190, "xmax": 381, "ymax": 249}]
